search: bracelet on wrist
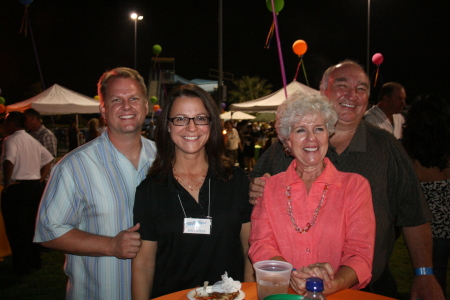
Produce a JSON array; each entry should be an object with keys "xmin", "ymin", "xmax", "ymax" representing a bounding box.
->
[{"xmin": 414, "ymin": 267, "xmax": 434, "ymax": 276}]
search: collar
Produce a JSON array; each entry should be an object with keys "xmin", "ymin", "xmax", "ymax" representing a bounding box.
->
[
  {"xmin": 328, "ymin": 121, "xmax": 367, "ymax": 154},
  {"xmin": 283, "ymin": 157, "xmax": 342, "ymax": 189},
  {"xmin": 98, "ymin": 131, "xmax": 151, "ymax": 173}
]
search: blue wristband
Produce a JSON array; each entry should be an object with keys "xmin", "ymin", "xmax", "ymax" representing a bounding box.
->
[{"xmin": 414, "ymin": 267, "xmax": 434, "ymax": 276}]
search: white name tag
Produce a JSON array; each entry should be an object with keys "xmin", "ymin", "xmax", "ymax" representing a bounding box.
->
[{"xmin": 183, "ymin": 218, "xmax": 212, "ymax": 235}]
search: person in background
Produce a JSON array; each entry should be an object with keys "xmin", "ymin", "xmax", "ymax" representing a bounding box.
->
[
  {"xmin": 223, "ymin": 120, "xmax": 241, "ymax": 165},
  {"xmin": 98, "ymin": 116, "xmax": 107, "ymax": 134},
  {"xmin": 235, "ymin": 120, "xmax": 247, "ymax": 168},
  {"xmin": 402, "ymin": 94, "xmax": 450, "ymax": 297},
  {"xmin": 24, "ymin": 108, "xmax": 57, "ymax": 157},
  {"xmin": 132, "ymin": 84, "xmax": 253, "ymax": 299},
  {"xmin": 242, "ymin": 124, "xmax": 256, "ymax": 171},
  {"xmin": 364, "ymin": 82, "xmax": 406, "ymax": 140},
  {"xmin": 1, "ymin": 111, "xmax": 53, "ymax": 275},
  {"xmin": 34, "ymin": 67, "xmax": 157, "ymax": 300},
  {"xmin": 87, "ymin": 118, "xmax": 100, "ymax": 142},
  {"xmin": 67, "ymin": 120, "xmax": 79, "ymax": 151},
  {"xmin": 248, "ymin": 60, "xmax": 444, "ymax": 300}
]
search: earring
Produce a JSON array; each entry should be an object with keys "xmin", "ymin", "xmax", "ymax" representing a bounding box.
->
[{"xmin": 284, "ymin": 147, "xmax": 291, "ymax": 156}]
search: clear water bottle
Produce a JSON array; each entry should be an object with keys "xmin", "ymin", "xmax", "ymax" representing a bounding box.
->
[{"xmin": 303, "ymin": 277, "xmax": 326, "ymax": 300}]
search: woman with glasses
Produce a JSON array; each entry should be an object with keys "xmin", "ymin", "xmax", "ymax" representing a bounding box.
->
[{"xmin": 132, "ymin": 84, "xmax": 253, "ymax": 299}]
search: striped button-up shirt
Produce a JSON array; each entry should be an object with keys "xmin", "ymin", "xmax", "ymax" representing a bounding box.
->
[
  {"xmin": 34, "ymin": 131, "xmax": 156, "ymax": 300},
  {"xmin": 30, "ymin": 125, "xmax": 57, "ymax": 157}
]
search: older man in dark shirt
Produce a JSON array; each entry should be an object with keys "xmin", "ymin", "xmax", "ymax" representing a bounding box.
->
[{"xmin": 249, "ymin": 60, "xmax": 444, "ymax": 300}]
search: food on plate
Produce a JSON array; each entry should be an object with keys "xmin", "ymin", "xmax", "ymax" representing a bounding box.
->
[{"xmin": 194, "ymin": 289, "xmax": 240, "ymax": 300}]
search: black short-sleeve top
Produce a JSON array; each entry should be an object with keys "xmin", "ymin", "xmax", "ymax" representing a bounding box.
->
[{"xmin": 134, "ymin": 166, "xmax": 252, "ymax": 298}]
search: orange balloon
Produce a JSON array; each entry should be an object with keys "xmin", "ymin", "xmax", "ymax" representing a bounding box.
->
[
  {"xmin": 0, "ymin": 104, "xmax": 5, "ymax": 114},
  {"xmin": 293, "ymin": 40, "xmax": 308, "ymax": 56},
  {"xmin": 153, "ymin": 104, "xmax": 160, "ymax": 112}
]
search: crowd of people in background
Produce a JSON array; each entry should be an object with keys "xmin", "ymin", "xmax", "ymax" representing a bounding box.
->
[{"xmin": 223, "ymin": 120, "xmax": 278, "ymax": 172}]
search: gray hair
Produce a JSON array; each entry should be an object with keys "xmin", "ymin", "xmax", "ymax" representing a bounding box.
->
[{"xmin": 276, "ymin": 93, "xmax": 338, "ymax": 148}]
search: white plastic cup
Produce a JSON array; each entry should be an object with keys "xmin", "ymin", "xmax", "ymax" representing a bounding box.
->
[{"xmin": 253, "ymin": 260, "xmax": 293, "ymax": 300}]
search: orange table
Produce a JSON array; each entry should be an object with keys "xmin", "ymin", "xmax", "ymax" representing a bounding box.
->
[{"xmin": 153, "ymin": 282, "xmax": 397, "ymax": 300}]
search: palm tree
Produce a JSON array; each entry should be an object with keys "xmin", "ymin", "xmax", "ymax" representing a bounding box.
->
[{"xmin": 228, "ymin": 76, "xmax": 273, "ymax": 103}]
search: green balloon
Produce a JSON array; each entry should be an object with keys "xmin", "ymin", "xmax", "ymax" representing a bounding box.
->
[
  {"xmin": 150, "ymin": 96, "xmax": 158, "ymax": 104},
  {"xmin": 152, "ymin": 44, "xmax": 162, "ymax": 56},
  {"xmin": 0, "ymin": 97, "xmax": 5, "ymax": 105},
  {"xmin": 266, "ymin": 0, "xmax": 284, "ymax": 13}
]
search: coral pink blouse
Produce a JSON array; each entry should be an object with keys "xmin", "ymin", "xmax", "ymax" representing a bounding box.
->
[{"xmin": 249, "ymin": 158, "xmax": 375, "ymax": 289}]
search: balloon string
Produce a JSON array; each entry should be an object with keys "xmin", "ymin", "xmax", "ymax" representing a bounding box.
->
[
  {"xmin": 270, "ymin": 0, "xmax": 287, "ymax": 99},
  {"xmin": 301, "ymin": 60, "xmax": 310, "ymax": 87},
  {"xmin": 20, "ymin": 5, "xmax": 29, "ymax": 36},
  {"xmin": 264, "ymin": 22, "xmax": 275, "ymax": 49},
  {"xmin": 293, "ymin": 57, "xmax": 303, "ymax": 82},
  {"xmin": 374, "ymin": 66, "xmax": 380, "ymax": 87}
]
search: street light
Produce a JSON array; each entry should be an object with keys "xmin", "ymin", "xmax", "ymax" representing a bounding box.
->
[{"xmin": 130, "ymin": 13, "xmax": 143, "ymax": 70}]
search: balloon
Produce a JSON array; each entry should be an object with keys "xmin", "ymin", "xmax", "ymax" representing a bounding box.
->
[
  {"xmin": 0, "ymin": 97, "xmax": 5, "ymax": 105},
  {"xmin": 0, "ymin": 104, "xmax": 5, "ymax": 114},
  {"xmin": 150, "ymin": 96, "xmax": 158, "ymax": 104},
  {"xmin": 94, "ymin": 95, "xmax": 100, "ymax": 101},
  {"xmin": 19, "ymin": 0, "xmax": 33, "ymax": 5},
  {"xmin": 266, "ymin": 0, "xmax": 284, "ymax": 13},
  {"xmin": 292, "ymin": 40, "xmax": 308, "ymax": 56},
  {"xmin": 152, "ymin": 44, "xmax": 162, "ymax": 56},
  {"xmin": 153, "ymin": 104, "xmax": 160, "ymax": 112},
  {"xmin": 156, "ymin": 108, "xmax": 162, "ymax": 114},
  {"xmin": 221, "ymin": 102, "xmax": 226, "ymax": 109},
  {"xmin": 372, "ymin": 53, "xmax": 384, "ymax": 65}
]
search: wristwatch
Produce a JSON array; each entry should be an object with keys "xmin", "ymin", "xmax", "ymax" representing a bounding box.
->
[{"xmin": 414, "ymin": 267, "xmax": 433, "ymax": 275}]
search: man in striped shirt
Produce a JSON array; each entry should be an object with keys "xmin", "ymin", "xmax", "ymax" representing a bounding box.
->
[{"xmin": 34, "ymin": 68, "xmax": 157, "ymax": 300}]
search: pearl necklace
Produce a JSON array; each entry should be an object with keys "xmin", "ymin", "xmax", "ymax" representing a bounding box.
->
[
  {"xmin": 286, "ymin": 184, "xmax": 329, "ymax": 233},
  {"xmin": 173, "ymin": 168, "xmax": 207, "ymax": 192}
]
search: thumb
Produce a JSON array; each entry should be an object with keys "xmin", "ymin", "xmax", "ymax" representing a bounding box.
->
[
  {"xmin": 127, "ymin": 223, "xmax": 140, "ymax": 232},
  {"xmin": 263, "ymin": 173, "xmax": 272, "ymax": 178}
]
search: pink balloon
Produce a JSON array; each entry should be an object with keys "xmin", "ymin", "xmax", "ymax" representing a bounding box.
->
[{"xmin": 372, "ymin": 53, "xmax": 384, "ymax": 65}]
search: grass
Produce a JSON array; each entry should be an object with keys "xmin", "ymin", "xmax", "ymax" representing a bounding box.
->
[{"xmin": 0, "ymin": 237, "xmax": 448, "ymax": 299}]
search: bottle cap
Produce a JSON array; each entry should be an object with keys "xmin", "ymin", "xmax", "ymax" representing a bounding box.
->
[{"xmin": 305, "ymin": 277, "xmax": 324, "ymax": 292}]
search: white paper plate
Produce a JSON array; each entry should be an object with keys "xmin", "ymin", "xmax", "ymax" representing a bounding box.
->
[{"xmin": 186, "ymin": 286, "xmax": 245, "ymax": 300}]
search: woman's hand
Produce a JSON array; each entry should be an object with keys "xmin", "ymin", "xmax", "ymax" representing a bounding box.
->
[{"xmin": 290, "ymin": 263, "xmax": 335, "ymax": 295}]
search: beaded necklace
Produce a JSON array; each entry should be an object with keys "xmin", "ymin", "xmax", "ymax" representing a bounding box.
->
[
  {"xmin": 173, "ymin": 167, "xmax": 207, "ymax": 192},
  {"xmin": 286, "ymin": 184, "xmax": 329, "ymax": 233}
]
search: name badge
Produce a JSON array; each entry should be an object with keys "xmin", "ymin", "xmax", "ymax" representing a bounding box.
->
[{"xmin": 183, "ymin": 218, "xmax": 212, "ymax": 235}]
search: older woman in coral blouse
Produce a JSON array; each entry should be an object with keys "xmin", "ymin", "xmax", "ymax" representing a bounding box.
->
[{"xmin": 249, "ymin": 94, "xmax": 375, "ymax": 296}]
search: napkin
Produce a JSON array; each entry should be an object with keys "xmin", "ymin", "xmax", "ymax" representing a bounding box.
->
[{"xmin": 211, "ymin": 272, "xmax": 241, "ymax": 293}]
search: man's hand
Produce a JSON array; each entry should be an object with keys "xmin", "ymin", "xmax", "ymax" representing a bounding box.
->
[
  {"xmin": 110, "ymin": 223, "xmax": 142, "ymax": 259},
  {"xmin": 410, "ymin": 275, "xmax": 445, "ymax": 300},
  {"xmin": 249, "ymin": 173, "xmax": 271, "ymax": 205}
]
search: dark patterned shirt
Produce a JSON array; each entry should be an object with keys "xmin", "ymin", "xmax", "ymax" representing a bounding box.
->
[{"xmin": 421, "ymin": 179, "xmax": 450, "ymax": 238}]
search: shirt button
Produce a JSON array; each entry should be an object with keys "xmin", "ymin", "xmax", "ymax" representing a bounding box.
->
[{"xmin": 306, "ymin": 248, "xmax": 310, "ymax": 253}]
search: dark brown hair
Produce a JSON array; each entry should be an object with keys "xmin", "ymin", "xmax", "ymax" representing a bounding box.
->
[{"xmin": 148, "ymin": 84, "xmax": 233, "ymax": 181}]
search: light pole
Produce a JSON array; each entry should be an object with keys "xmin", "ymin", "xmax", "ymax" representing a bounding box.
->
[{"xmin": 130, "ymin": 13, "xmax": 143, "ymax": 70}]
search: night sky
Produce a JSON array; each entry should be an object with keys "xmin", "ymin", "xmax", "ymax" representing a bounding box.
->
[{"xmin": 1, "ymin": 0, "xmax": 449, "ymax": 106}]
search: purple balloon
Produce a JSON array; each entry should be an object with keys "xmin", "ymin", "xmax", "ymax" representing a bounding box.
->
[
  {"xmin": 156, "ymin": 108, "xmax": 162, "ymax": 114},
  {"xmin": 221, "ymin": 102, "xmax": 226, "ymax": 109}
]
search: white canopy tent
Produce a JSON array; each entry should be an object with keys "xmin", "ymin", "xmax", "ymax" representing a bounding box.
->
[
  {"xmin": 229, "ymin": 81, "xmax": 319, "ymax": 112},
  {"xmin": 6, "ymin": 84, "xmax": 100, "ymax": 115},
  {"xmin": 220, "ymin": 111, "xmax": 255, "ymax": 120}
]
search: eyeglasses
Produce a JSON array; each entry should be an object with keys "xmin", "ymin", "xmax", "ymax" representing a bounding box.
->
[{"xmin": 168, "ymin": 116, "xmax": 212, "ymax": 126}]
